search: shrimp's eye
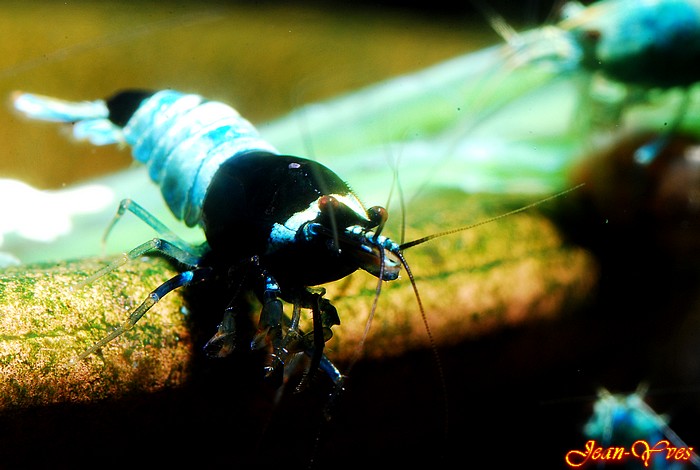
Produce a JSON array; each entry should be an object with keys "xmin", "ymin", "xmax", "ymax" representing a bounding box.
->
[
  {"xmin": 318, "ymin": 195, "xmax": 340, "ymax": 214},
  {"xmin": 367, "ymin": 206, "xmax": 388, "ymax": 229}
]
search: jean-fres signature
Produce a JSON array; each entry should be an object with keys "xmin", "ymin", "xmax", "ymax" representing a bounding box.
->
[{"xmin": 565, "ymin": 439, "xmax": 695, "ymax": 467}]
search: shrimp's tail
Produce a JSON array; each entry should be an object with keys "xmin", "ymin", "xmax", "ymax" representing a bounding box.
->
[{"xmin": 12, "ymin": 92, "xmax": 121, "ymax": 146}]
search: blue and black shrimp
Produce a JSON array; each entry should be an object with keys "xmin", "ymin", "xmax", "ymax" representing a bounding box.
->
[
  {"xmin": 580, "ymin": 387, "xmax": 700, "ymax": 469},
  {"xmin": 13, "ymin": 89, "xmax": 408, "ymax": 390},
  {"xmin": 495, "ymin": 0, "xmax": 700, "ymax": 162}
]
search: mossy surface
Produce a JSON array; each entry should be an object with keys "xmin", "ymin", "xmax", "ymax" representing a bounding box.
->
[
  {"xmin": 0, "ymin": 256, "xmax": 192, "ymax": 410},
  {"xmin": 0, "ymin": 189, "xmax": 597, "ymax": 411}
]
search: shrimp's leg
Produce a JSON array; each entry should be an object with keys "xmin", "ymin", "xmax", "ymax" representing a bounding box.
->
[
  {"xmin": 72, "ymin": 267, "xmax": 213, "ymax": 362},
  {"xmin": 104, "ymin": 198, "xmax": 206, "ymax": 255},
  {"xmin": 77, "ymin": 237, "xmax": 203, "ymax": 288},
  {"xmin": 294, "ymin": 293, "xmax": 339, "ymax": 392},
  {"xmin": 252, "ymin": 274, "xmax": 289, "ymax": 385}
]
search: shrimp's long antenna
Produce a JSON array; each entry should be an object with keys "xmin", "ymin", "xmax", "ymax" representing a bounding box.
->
[
  {"xmin": 471, "ymin": 0, "xmax": 521, "ymax": 46},
  {"xmin": 398, "ymin": 249, "xmax": 449, "ymax": 440},
  {"xmin": 400, "ymin": 184, "xmax": 583, "ymax": 251}
]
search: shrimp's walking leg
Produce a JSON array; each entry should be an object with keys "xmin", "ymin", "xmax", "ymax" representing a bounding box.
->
[
  {"xmin": 104, "ymin": 198, "xmax": 207, "ymax": 255},
  {"xmin": 254, "ymin": 274, "xmax": 288, "ymax": 384},
  {"xmin": 77, "ymin": 237, "xmax": 203, "ymax": 288},
  {"xmin": 73, "ymin": 267, "xmax": 213, "ymax": 362}
]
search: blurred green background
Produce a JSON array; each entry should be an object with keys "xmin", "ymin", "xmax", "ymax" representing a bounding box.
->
[{"xmin": 1, "ymin": 1, "xmax": 510, "ymax": 189}]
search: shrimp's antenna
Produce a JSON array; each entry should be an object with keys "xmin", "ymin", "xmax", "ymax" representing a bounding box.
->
[
  {"xmin": 398, "ymin": 249, "xmax": 450, "ymax": 440},
  {"xmin": 471, "ymin": 0, "xmax": 521, "ymax": 46},
  {"xmin": 401, "ymin": 184, "xmax": 583, "ymax": 250}
]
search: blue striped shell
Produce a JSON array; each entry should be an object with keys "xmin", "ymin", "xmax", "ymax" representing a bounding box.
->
[{"xmin": 13, "ymin": 90, "xmax": 279, "ymax": 227}]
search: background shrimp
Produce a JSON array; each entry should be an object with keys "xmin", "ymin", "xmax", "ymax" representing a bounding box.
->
[
  {"xmin": 578, "ymin": 386, "xmax": 700, "ymax": 468},
  {"xmin": 491, "ymin": 0, "xmax": 700, "ymax": 153}
]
